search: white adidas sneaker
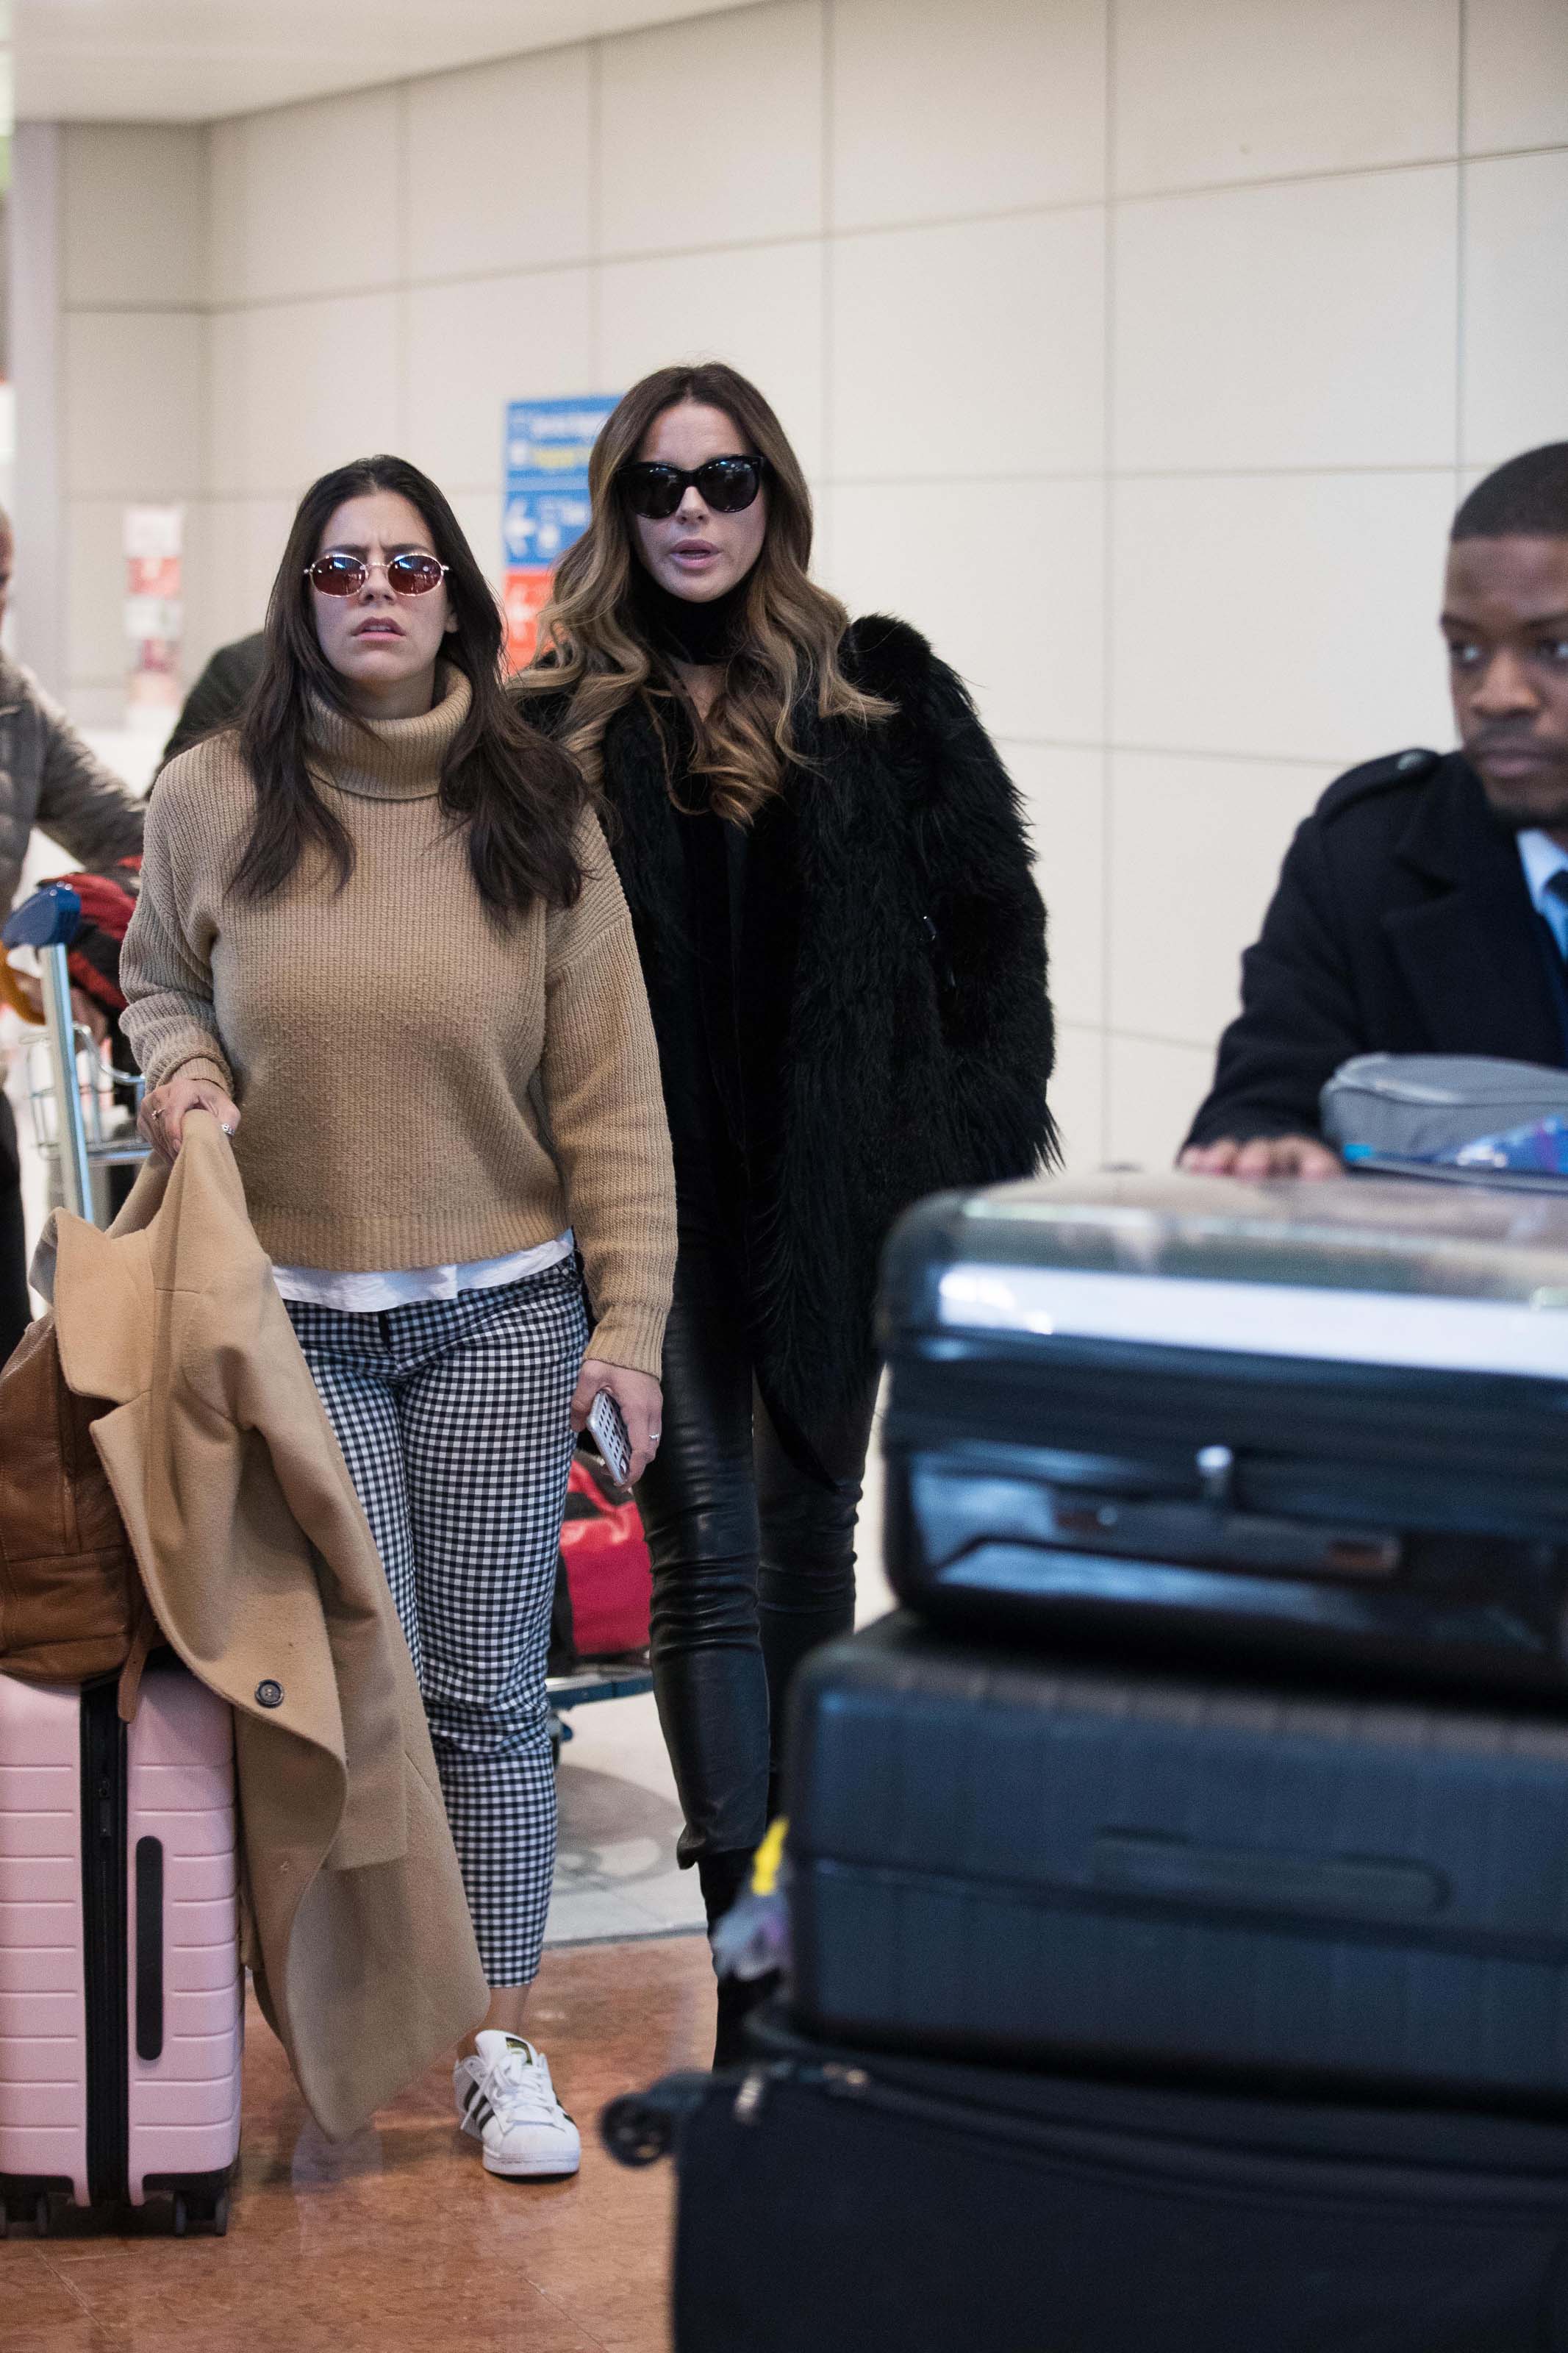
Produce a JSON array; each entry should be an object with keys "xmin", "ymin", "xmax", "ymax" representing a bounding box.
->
[{"xmin": 454, "ymin": 2031, "xmax": 581, "ymax": 2179}]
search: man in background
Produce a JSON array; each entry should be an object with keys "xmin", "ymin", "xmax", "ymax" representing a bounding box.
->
[
  {"xmin": 0, "ymin": 506, "xmax": 146, "ymax": 1361},
  {"xmin": 1183, "ymin": 443, "xmax": 1568, "ymax": 1176},
  {"xmin": 160, "ymin": 629, "xmax": 263, "ymax": 765}
]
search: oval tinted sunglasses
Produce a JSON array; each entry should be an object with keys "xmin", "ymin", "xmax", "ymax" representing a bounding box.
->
[
  {"xmin": 306, "ymin": 551, "xmax": 450, "ymax": 596},
  {"xmin": 619, "ymin": 457, "xmax": 767, "ymax": 521}
]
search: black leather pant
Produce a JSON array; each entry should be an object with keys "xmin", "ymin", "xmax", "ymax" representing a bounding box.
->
[
  {"xmin": 0, "ymin": 1093, "xmax": 30, "ymax": 1368},
  {"xmin": 635, "ymin": 1227, "xmax": 878, "ymax": 1870}
]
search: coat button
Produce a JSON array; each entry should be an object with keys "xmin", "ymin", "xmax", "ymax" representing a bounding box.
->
[{"xmin": 256, "ymin": 1679, "xmax": 284, "ymax": 1709}]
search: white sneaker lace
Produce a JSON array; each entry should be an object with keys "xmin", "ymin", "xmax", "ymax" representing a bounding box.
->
[{"xmin": 482, "ymin": 2045, "xmax": 561, "ymax": 2126}]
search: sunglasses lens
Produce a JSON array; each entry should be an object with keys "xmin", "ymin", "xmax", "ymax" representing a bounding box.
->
[
  {"xmin": 623, "ymin": 466, "xmax": 684, "ymax": 521},
  {"xmin": 387, "ymin": 554, "xmax": 445, "ymax": 595},
  {"xmin": 311, "ymin": 554, "xmax": 365, "ymax": 596},
  {"xmin": 699, "ymin": 460, "xmax": 762, "ymax": 513}
]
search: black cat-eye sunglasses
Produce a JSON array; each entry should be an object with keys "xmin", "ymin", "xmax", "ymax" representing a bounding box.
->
[{"xmin": 618, "ymin": 456, "xmax": 767, "ymax": 521}]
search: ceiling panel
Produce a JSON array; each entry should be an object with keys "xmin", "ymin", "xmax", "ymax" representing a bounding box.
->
[{"xmin": 15, "ymin": 0, "xmax": 750, "ymax": 123}]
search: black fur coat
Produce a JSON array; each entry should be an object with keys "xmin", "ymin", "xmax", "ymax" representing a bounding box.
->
[{"xmin": 535, "ymin": 615, "xmax": 1056, "ymax": 1437}]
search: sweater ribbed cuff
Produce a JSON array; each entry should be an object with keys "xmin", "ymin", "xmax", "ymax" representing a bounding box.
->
[
  {"xmin": 583, "ymin": 1304, "xmax": 670, "ymax": 1385},
  {"xmin": 162, "ymin": 1052, "xmax": 235, "ymax": 1096}
]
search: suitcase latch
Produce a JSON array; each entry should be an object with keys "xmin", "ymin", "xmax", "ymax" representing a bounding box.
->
[
  {"xmin": 733, "ymin": 2068, "xmax": 770, "ymax": 2125},
  {"xmin": 1196, "ymin": 1444, "xmax": 1235, "ymax": 1504}
]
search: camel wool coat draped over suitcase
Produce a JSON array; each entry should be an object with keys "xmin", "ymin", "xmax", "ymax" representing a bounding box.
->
[{"xmin": 28, "ymin": 1111, "xmax": 488, "ymax": 2140}]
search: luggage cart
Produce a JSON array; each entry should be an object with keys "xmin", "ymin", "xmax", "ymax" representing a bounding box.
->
[
  {"xmin": 547, "ymin": 1653, "xmax": 655, "ymax": 1767},
  {"xmin": 4, "ymin": 878, "xmax": 650, "ymax": 1745},
  {"xmin": 1, "ymin": 879, "xmax": 148, "ymax": 1224}
]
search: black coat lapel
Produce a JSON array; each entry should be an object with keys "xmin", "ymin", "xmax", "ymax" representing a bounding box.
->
[{"xmin": 1383, "ymin": 760, "xmax": 1565, "ymax": 1067}]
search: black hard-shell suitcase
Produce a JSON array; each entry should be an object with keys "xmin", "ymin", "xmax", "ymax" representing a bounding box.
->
[
  {"xmin": 786, "ymin": 1615, "xmax": 1568, "ymax": 2104},
  {"xmin": 604, "ymin": 2004, "xmax": 1568, "ymax": 2353},
  {"xmin": 880, "ymin": 1171, "xmax": 1568, "ymax": 1696}
]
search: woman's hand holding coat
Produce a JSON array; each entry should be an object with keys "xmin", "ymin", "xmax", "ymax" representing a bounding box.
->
[{"xmin": 139, "ymin": 1073, "xmax": 242, "ymax": 1161}]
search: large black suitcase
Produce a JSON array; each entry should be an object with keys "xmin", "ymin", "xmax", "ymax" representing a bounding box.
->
[
  {"xmin": 786, "ymin": 1615, "xmax": 1568, "ymax": 2103},
  {"xmin": 880, "ymin": 1171, "xmax": 1568, "ymax": 1696},
  {"xmin": 605, "ymin": 2005, "xmax": 1568, "ymax": 2353}
]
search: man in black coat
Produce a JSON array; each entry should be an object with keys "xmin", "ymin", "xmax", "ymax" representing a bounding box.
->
[
  {"xmin": 159, "ymin": 630, "xmax": 265, "ymax": 767},
  {"xmin": 1184, "ymin": 443, "xmax": 1568, "ymax": 1176}
]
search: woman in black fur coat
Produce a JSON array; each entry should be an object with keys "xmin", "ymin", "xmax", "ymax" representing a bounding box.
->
[{"xmin": 518, "ymin": 363, "xmax": 1055, "ymax": 2052}]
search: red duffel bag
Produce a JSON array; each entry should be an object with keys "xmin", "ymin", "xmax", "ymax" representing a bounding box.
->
[{"xmin": 554, "ymin": 1452, "xmax": 652, "ymax": 1664}]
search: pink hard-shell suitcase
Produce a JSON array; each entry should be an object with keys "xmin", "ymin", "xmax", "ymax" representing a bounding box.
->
[{"xmin": 0, "ymin": 1661, "xmax": 243, "ymax": 2236}]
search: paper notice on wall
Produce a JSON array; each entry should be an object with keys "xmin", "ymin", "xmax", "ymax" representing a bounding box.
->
[
  {"xmin": 123, "ymin": 504, "xmax": 183, "ymax": 727},
  {"xmin": 502, "ymin": 396, "xmax": 618, "ymax": 671}
]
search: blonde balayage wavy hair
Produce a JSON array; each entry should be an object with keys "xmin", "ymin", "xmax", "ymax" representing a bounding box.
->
[{"xmin": 518, "ymin": 363, "xmax": 892, "ymax": 822}]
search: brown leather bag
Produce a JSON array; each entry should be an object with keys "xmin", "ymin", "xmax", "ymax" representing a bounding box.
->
[{"xmin": 0, "ymin": 1313, "xmax": 157, "ymax": 1715}]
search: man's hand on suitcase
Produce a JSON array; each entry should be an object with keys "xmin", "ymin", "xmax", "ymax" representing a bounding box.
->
[
  {"xmin": 138, "ymin": 1076, "xmax": 242, "ymax": 1162},
  {"xmin": 1179, "ymin": 1135, "xmax": 1341, "ymax": 1179},
  {"xmin": 570, "ymin": 1359, "xmax": 662, "ymax": 1485}
]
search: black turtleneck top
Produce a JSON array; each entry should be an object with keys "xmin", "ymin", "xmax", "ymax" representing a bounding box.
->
[
  {"xmin": 632, "ymin": 696, "xmax": 800, "ymax": 1247},
  {"xmin": 629, "ymin": 564, "xmax": 751, "ymax": 666}
]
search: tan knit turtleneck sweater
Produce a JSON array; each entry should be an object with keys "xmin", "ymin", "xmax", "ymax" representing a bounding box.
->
[{"xmin": 121, "ymin": 668, "xmax": 676, "ymax": 1379}]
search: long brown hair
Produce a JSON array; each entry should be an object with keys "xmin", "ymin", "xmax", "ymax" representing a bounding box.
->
[
  {"xmin": 234, "ymin": 454, "xmax": 590, "ymax": 920},
  {"xmin": 516, "ymin": 364, "xmax": 892, "ymax": 822}
]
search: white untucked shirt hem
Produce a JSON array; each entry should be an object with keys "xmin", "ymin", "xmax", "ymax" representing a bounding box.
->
[{"xmin": 273, "ymin": 1231, "xmax": 575, "ymax": 1313}]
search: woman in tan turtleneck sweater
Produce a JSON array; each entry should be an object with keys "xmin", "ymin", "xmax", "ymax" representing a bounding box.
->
[{"xmin": 121, "ymin": 455, "xmax": 676, "ymax": 2185}]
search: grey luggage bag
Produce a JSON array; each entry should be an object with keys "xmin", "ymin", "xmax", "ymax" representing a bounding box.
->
[{"xmin": 1322, "ymin": 1053, "xmax": 1568, "ymax": 1185}]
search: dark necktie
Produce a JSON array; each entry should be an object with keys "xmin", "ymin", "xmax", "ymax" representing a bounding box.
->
[{"xmin": 1545, "ymin": 870, "xmax": 1568, "ymax": 964}]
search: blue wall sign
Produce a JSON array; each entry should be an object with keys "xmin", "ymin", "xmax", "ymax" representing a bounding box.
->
[{"xmin": 504, "ymin": 397, "xmax": 617, "ymax": 561}]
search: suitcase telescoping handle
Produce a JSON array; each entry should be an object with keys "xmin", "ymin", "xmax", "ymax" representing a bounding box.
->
[{"xmin": 1, "ymin": 882, "xmax": 92, "ymax": 1219}]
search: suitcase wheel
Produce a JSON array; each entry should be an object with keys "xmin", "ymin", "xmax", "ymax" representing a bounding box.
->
[
  {"xmin": 600, "ymin": 2074, "xmax": 710, "ymax": 2167},
  {"xmin": 171, "ymin": 2189, "xmax": 229, "ymax": 2238},
  {"xmin": 601, "ymin": 2090, "xmax": 673, "ymax": 2165},
  {"xmin": 4, "ymin": 2191, "xmax": 51, "ymax": 2238}
]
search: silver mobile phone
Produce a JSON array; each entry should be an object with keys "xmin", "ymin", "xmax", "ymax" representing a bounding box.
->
[{"xmin": 586, "ymin": 1388, "xmax": 633, "ymax": 1487}]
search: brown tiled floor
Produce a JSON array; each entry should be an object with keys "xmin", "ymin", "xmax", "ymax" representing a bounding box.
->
[{"xmin": 1, "ymin": 1932, "xmax": 715, "ymax": 2353}]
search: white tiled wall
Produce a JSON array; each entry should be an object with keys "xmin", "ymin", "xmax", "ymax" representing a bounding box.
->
[
  {"xmin": 47, "ymin": 122, "xmax": 210, "ymax": 724},
  {"xmin": 1462, "ymin": 151, "xmax": 1568, "ymax": 465},
  {"xmin": 1112, "ymin": 168, "xmax": 1461, "ymax": 473},
  {"xmin": 30, "ymin": 0, "xmax": 1568, "ymax": 1172},
  {"xmin": 404, "ymin": 49, "xmax": 596, "ymax": 279},
  {"xmin": 1111, "ymin": 0, "xmax": 1461, "ymax": 191}
]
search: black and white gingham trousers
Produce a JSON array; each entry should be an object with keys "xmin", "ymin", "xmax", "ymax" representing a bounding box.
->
[{"xmin": 285, "ymin": 1263, "xmax": 588, "ymax": 1987}]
